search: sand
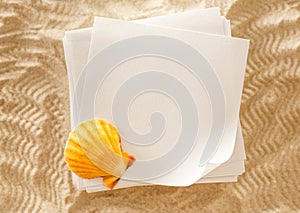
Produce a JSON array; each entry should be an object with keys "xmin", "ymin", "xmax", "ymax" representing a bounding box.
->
[{"xmin": 0, "ymin": 0, "xmax": 299, "ymax": 212}]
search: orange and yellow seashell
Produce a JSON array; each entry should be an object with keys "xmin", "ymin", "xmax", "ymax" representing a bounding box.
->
[{"xmin": 64, "ymin": 119, "xmax": 135, "ymax": 189}]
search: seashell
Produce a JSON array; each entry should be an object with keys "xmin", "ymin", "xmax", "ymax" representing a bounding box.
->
[{"xmin": 64, "ymin": 119, "xmax": 135, "ymax": 189}]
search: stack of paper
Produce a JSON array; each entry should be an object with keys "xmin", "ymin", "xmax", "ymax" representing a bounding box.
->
[{"xmin": 63, "ymin": 7, "xmax": 249, "ymax": 193}]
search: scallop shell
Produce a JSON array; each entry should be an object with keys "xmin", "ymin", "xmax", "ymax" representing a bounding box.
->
[{"xmin": 64, "ymin": 119, "xmax": 135, "ymax": 189}]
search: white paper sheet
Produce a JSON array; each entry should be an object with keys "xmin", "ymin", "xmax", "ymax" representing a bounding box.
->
[
  {"xmin": 81, "ymin": 17, "xmax": 248, "ymax": 186},
  {"xmin": 63, "ymin": 8, "xmax": 248, "ymax": 191}
]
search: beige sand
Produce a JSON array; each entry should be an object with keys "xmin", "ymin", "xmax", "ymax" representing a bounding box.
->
[{"xmin": 0, "ymin": 0, "xmax": 299, "ymax": 212}]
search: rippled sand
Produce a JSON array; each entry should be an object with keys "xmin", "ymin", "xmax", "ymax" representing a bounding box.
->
[{"xmin": 0, "ymin": 0, "xmax": 299, "ymax": 212}]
